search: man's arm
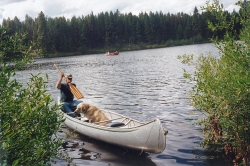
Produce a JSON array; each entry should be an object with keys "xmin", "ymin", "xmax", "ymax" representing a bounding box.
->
[{"xmin": 56, "ymin": 72, "xmax": 64, "ymax": 89}]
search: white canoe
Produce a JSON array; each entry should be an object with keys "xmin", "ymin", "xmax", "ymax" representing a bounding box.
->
[{"xmin": 61, "ymin": 107, "xmax": 168, "ymax": 154}]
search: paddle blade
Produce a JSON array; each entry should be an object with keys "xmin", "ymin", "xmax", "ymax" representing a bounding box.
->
[{"xmin": 69, "ymin": 84, "xmax": 84, "ymax": 99}]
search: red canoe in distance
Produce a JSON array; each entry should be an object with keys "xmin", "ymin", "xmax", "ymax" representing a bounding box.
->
[{"xmin": 106, "ymin": 51, "xmax": 119, "ymax": 56}]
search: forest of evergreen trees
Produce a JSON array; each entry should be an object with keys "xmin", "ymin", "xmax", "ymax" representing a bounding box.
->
[{"xmin": 0, "ymin": 7, "xmax": 240, "ymax": 57}]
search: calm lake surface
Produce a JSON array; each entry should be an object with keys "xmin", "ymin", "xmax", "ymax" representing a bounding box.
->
[{"xmin": 15, "ymin": 43, "xmax": 232, "ymax": 166}]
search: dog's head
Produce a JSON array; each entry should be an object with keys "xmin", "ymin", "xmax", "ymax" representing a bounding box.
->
[{"xmin": 74, "ymin": 103, "xmax": 90, "ymax": 114}]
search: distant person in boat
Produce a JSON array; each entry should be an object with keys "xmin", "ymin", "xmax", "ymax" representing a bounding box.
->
[
  {"xmin": 56, "ymin": 73, "xmax": 82, "ymax": 117},
  {"xmin": 106, "ymin": 51, "xmax": 119, "ymax": 56}
]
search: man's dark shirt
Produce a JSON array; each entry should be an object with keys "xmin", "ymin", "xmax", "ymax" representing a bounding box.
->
[{"xmin": 60, "ymin": 83, "xmax": 76, "ymax": 102}]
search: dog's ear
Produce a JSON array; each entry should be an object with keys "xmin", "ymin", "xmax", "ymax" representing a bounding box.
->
[
  {"xmin": 81, "ymin": 104, "xmax": 85, "ymax": 112},
  {"xmin": 85, "ymin": 104, "xmax": 90, "ymax": 110},
  {"xmin": 79, "ymin": 104, "xmax": 89, "ymax": 114}
]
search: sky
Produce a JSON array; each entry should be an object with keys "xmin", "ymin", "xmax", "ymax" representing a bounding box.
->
[{"xmin": 0, "ymin": 0, "xmax": 240, "ymax": 23}]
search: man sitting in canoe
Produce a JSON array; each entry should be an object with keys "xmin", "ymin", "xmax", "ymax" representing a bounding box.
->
[{"xmin": 56, "ymin": 73, "xmax": 82, "ymax": 117}]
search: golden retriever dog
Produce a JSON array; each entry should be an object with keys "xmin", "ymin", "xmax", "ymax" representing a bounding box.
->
[{"xmin": 74, "ymin": 103, "xmax": 110, "ymax": 126}]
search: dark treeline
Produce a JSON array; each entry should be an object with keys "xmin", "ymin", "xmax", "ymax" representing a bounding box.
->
[{"xmin": 1, "ymin": 7, "xmax": 240, "ymax": 57}]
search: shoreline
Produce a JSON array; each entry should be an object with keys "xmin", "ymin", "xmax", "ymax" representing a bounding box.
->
[{"xmin": 33, "ymin": 41, "xmax": 211, "ymax": 59}]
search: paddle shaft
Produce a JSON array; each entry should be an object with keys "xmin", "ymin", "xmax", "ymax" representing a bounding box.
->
[
  {"xmin": 53, "ymin": 62, "xmax": 84, "ymax": 99},
  {"xmin": 53, "ymin": 62, "xmax": 69, "ymax": 81}
]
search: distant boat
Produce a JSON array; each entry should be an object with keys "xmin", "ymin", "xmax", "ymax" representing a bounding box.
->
[{"xmin": 106, "ymin": 51, "xmax": 119, "ymax": 56}]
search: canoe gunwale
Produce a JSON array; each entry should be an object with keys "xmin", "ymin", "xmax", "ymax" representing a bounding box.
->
[{"xmin": 63, "ymin": 112, "xmax": 158, "ymax": 132}]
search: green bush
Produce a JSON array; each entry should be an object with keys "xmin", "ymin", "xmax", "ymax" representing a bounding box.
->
[
  {"xmin": 178, "ymin": 0, "xmax": 250, "ymax": 165},
  {"xmin": 0, "ymin": 27, "xmax": 64, "ymax": 165}
]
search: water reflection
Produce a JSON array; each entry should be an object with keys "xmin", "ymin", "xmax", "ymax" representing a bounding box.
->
[
  {"xmin": 57, "ymin": 127, "xmax": 157, "ymax": 166},
  {"xmin": 14, "ymin": 43, "xmax": 230, "ymax": 166},
  {"xmin": 78, "ymin": 135, "xmax": 157, "ymax": 166}
]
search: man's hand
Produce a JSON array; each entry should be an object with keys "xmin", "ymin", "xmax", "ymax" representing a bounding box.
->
[{"xmin": 60, "ymin": 72, "xmax": 64, "ymax": 78}]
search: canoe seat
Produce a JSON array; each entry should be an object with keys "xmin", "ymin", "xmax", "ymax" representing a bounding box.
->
[{"xmin": 105, "ymin": 122, "xmax": 125, "ymax": 127}]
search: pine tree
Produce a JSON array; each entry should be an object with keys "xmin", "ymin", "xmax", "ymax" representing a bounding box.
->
[{"xmin": 36, "ymin": 11, "xmax": 48, "ymax": 56}]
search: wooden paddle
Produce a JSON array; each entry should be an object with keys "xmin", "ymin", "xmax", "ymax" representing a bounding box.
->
[{"xmin": 53, "ymin": 62, "xmax": 84, "ymax": 99}]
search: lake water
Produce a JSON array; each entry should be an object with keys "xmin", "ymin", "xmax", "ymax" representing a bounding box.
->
[{"xmin": 15, "ymin": 43, "xmax": 232, "ymax": 166}]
